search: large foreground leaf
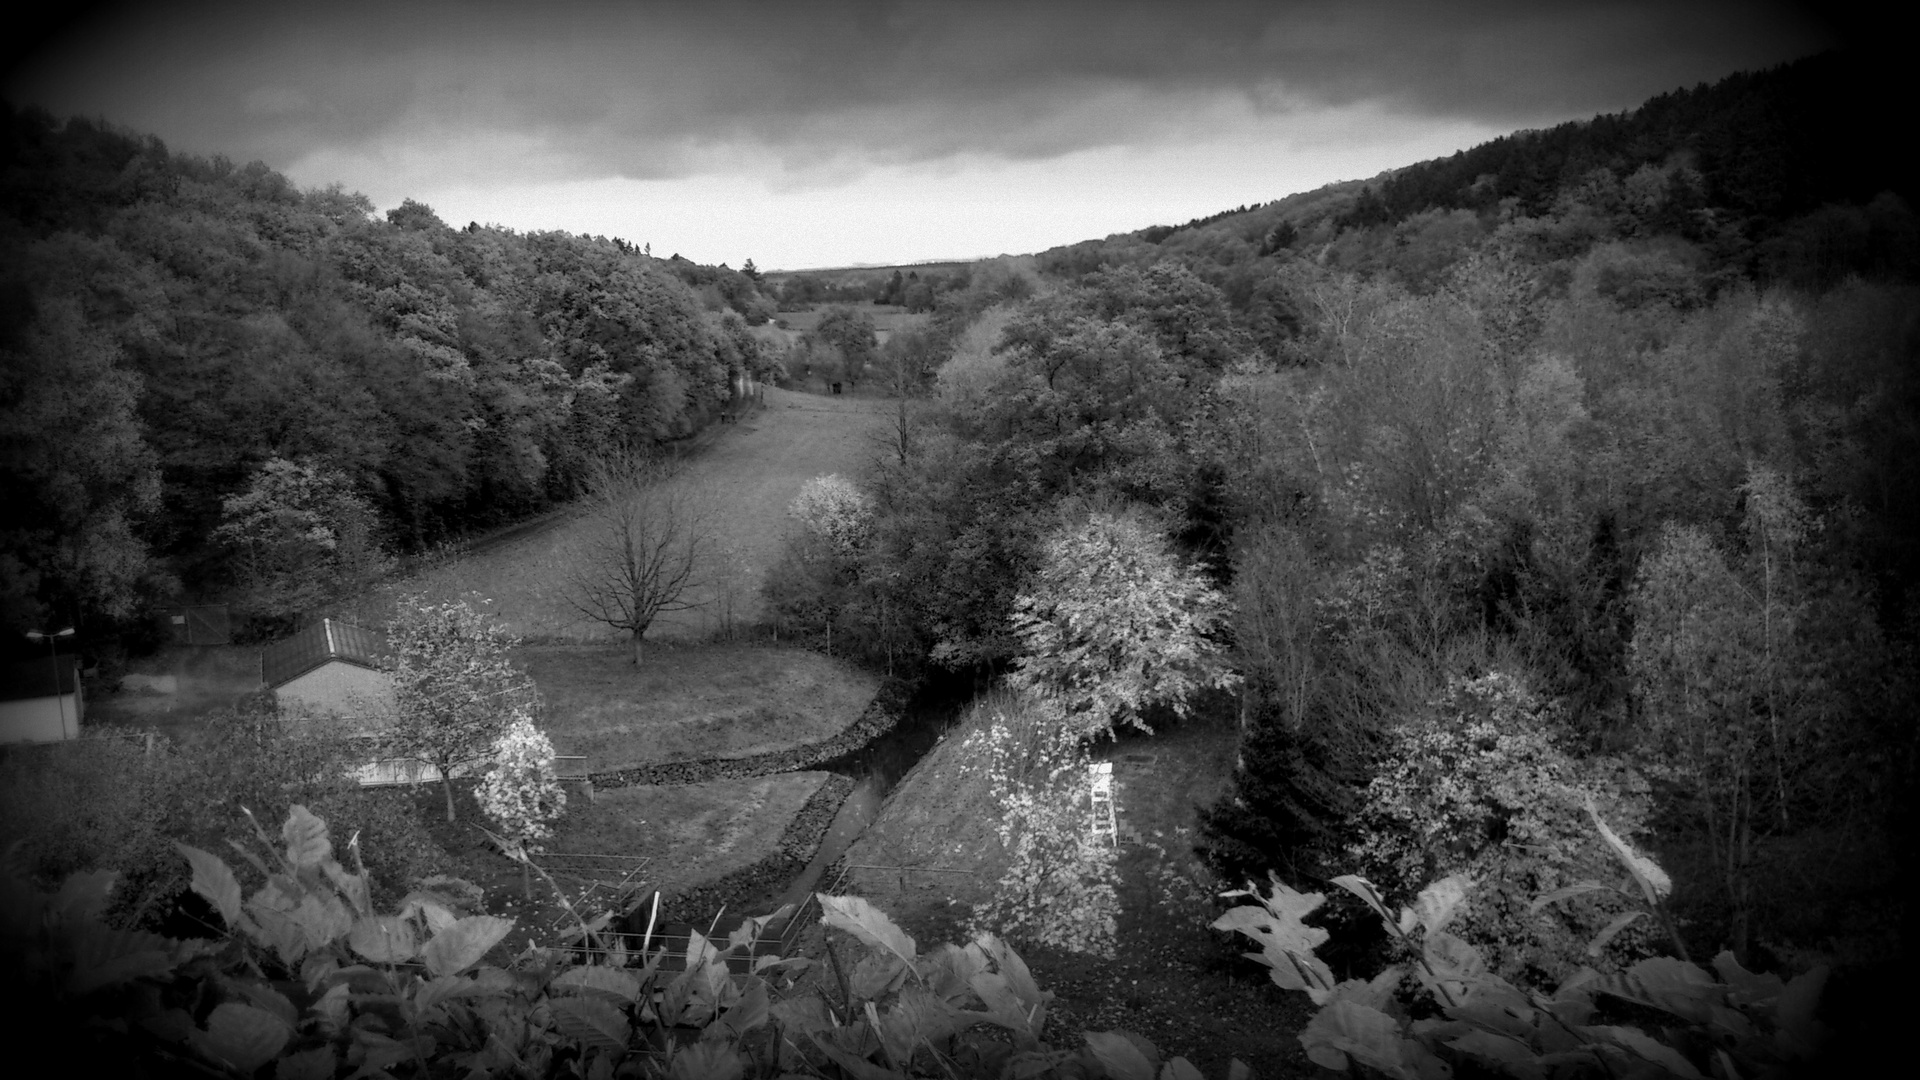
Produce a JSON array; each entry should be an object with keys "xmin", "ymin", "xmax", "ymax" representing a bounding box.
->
[
  {"xmin": 176, "ymin": 843, "xmax": 246, "ymax": 932},
  {"xmin": 548, "ymin": 995, "xmax": 631, "ymax": 1054},
  {"xmin": 192, "ymin": 1002, "xmax": 290, "ymax": 1073},
  {"xmin": 281, "ymin": 804, "xmax": 333, "ymax": 871},
  {"xmin": 1301, "ymin": 1000, "xmax": 1450, "ymax": 1080},
  {"xmin": 347, "ymin": 914, "xmax": 418, "ymax": 964},
  {"xmin": 819, "ymin": 894, "xmax": 917, "ymax": 966},
  {"xmin": 422, "ymin": 914, "xmax": 513, "ymax": 977}
]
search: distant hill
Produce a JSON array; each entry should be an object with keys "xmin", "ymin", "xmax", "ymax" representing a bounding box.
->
[{"xmin": 1035, "ymin": 48, "xmax": 1911, "ymax": 288}]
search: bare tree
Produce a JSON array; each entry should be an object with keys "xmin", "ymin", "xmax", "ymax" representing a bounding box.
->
[{"xmin": 563, "ymin": 451, "xmax": 713, "ymax": 665}]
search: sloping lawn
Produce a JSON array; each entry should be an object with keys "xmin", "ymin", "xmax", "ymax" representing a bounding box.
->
[
  {"xmin": 521, "ymin": 642, "xmax": 879, "ymax": 770},
  {"xmin": 349, "ymin": 385, "xmax": 892, "ymax": 642},
  {"xmin": 550, "ymin": 772, "xmax": 828, "ymax": 896}
]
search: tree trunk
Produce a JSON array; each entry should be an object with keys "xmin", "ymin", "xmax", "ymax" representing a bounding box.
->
[
  {"xmin": 441, "ymin": 768, "xmax": 458, "ymax": 823},
  {"xmin": 632, "ymin": 630, "xmax": 644, "ymax": 667}
]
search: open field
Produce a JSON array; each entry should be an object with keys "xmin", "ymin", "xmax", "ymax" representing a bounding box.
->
[
  {"xmin": 520, "ymin": 642, "xmax": 879, "ymax": 770},
  {"xmin": 353, "ymin": 386, "xmax": 894, "ymax": 642},
  {"xmin": 550, "ymin": 772, "xmax": 829, "ymax": 897}
]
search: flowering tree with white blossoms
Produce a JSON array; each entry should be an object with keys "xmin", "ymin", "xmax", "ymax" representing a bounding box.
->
[
  {"xmin": 386, "ymin": 593, "xmax": 537, "ymax": 822},
  {"xmin": 963, "ymin": 697, "xmax": 1119, "ymax": 958},
  {"xmin": 787, "ymin": 474, "xmax": 875, "ymax": 561},
  {"xmin": 475, "ymin": 711, "xmax": 567, "ymax": 896}
]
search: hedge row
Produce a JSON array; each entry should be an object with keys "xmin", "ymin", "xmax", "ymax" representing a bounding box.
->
[{"xmin": 589, "ymin": 676, "xmax": 912, "ymax": 789}]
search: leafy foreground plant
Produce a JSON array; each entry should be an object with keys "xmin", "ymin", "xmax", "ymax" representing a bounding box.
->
[
  {"xmin": 2, "ymin": 804, "xmax": 1253, "ymax": 1078},
  {"xmin": 1214, "ymin": 865, "xmax": 1829, "ymax": 1079}
]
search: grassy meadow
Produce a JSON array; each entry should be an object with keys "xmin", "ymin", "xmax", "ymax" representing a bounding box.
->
[
  {"xmin": 520, "ymin": 643, "xmax": 879, "ymax": 770},
  {"xmin": 339, "ymin": 385, "xmax": 894, "ymax": 643}
]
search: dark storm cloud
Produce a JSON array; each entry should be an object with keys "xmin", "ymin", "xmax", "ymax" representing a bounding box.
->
[{"xmin": 8, "ymin": 1, "xmax": 1836, "ymax": 181}]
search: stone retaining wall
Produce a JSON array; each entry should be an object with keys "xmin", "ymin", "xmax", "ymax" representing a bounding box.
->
[
  {"xmin": 594, "ymin": 673, "xmax": 913, "ymax": 924},
  {"xmin": 590, "ymin": 676, "xmax": 911, "ymax": 789}
]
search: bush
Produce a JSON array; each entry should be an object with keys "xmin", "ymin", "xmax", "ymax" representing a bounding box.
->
[
  {"xmin": 962, "ymin": 696, "xmax": 1120, "ymax": 957},
  {"xmin": 0, "ymin": 734, "xmax": 184, "ymax": 922},
  {"xmin": 306, "ymin": 787, "xmax": 447, "ymax": 907},
  {"xmin": 0, "ymin": 705, "xmax": 438, "ymax": 926},
  {"xmin": 3, "ymin": 801, "xmax": 1245, "ymax": 1079},
  {"xmin": 1348, "ymin": 669, "xmax": 1656, "ymax": 988}
]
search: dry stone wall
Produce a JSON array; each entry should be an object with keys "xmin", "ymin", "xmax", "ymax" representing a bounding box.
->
[{"xmin": 593, "ymin": 675, "xmax": 912, "ymax": 923}]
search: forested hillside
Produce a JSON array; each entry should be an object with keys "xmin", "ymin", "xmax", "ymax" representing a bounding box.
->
[
  {"xmin": 0, "ymin": 104, "xmax": 783, "ymax": 638},
  {"xmin": 3, "ymin": 44, "xmax": 1917, "ymax": 1014},
  {"xmin": 765, "ymin": 47, "xmax": 1920, "ymax": 996}
]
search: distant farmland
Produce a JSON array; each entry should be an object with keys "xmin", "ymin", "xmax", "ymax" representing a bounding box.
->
[{"xmin": 753, "ymin": 304, "xmax": 932, "ymax": 347}]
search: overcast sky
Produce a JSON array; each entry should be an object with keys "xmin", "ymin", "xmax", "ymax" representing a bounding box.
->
[{"xmin": 7, "ymin": 1, "xmax": 1840, "ymax": 270}]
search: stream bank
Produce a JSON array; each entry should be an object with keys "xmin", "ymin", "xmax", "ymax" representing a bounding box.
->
[{"xmin": 633, "ymin": 666, "xmax": 975, "ymax": 929}]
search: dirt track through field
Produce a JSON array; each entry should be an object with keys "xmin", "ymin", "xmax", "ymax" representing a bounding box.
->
[{"xmin": 402, "ymin": 387, "xmax": 894, "ymax": 642}]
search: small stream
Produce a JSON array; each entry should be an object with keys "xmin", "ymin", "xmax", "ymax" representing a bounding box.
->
[{"xmin": 770, "ymin": 668, "xmax": 975, "ymax": 911}]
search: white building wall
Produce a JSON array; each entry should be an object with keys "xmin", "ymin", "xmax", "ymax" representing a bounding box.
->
[
  {"xmin": 276, "ymin": 662, "xmax": 394, "ymax": 729},
  {"xmin": 0, "ymin": 694, "xmax": 80, "ymax": 743}
]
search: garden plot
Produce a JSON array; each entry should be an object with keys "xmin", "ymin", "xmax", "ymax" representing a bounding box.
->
[{"xmin": 550, "ymin": 772, "xmax": 830, "ymax": 897}]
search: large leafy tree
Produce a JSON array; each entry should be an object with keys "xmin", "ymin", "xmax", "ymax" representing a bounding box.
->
[
  {"xmin": 809, "ymin": 305, "xmax": 878, "ymax": 388},
  {"xmin": 1624, "ymin": 466, "xmax": 1885, "ymax": 960},
  {"xmin": 212, "ymin": 456, "xmax": 390, "ymax": 632},
  {"xmin": 385, "ymin": 594, "xmax": 536, "ymax": 822},
  {"xmin": 0, "ymin": 293, "xmax": 164, "ymax": 628},
  {"xmin": 1009, "ymin": 506, "xmax": 1238, "ymax": 740}
]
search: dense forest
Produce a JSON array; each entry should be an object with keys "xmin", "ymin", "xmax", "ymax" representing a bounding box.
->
[
  {"xmin": 761, "ymin": 49, "xmax": 1920, "ymax": 994},
  {"xmin": 3, "ymin": 44, "xmax": 1917, "ymax": 1024},
  {"xmin": 0, "ymin": 102, "xmax": 791, "ymax": 638}
]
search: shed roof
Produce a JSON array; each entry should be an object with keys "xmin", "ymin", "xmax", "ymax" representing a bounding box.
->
[
  {"xmin": 263, "ymin": 619, "xmax": 389, "ymax": 688},
  {"xmin": 0, "ymin": 657, "xmax": 78, "ymax": 703}
]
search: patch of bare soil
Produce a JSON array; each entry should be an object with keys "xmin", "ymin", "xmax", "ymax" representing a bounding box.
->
[
  {"xmin": 840, "ymin": 708, "xmax": 1314, "ymax": 1076},
  {"xmin": 519, "ymin": 641, "xmax": 880, "ymax": 771}
]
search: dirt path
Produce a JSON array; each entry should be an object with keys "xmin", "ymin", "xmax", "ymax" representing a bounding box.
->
[{"xmin": 385, "ymin": 387, "xmax": 894, "ymax": 642}]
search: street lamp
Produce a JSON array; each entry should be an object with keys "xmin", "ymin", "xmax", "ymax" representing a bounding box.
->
[{"xmin": 25, "ymin": 627, "xmax": 76, "ymax": 738}]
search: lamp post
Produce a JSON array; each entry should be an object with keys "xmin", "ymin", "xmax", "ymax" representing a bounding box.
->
[{"xmin": 25, "ymin": 627, "xmax": 76, "ymax": 738}]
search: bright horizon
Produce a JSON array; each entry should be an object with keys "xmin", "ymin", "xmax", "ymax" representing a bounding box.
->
[{"xmin": 5, "ymin": 1, "xmax": 1840, "ymax": 270}]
